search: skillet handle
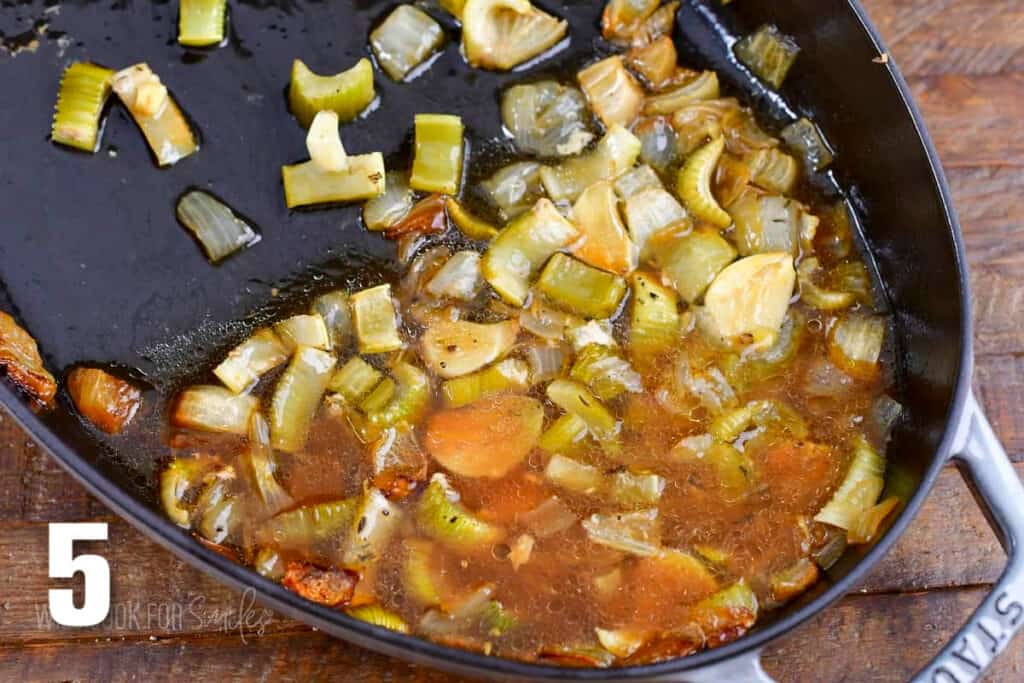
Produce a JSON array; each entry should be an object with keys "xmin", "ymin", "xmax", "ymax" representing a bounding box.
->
[{"xmin": 912, "ymin": 392, "xmax": 1024, "ymax": 682}]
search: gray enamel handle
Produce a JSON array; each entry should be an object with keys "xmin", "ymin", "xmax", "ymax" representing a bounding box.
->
[{"xmin": 913, "ymin": 392, "xmax": 1024, "ymax": 682}]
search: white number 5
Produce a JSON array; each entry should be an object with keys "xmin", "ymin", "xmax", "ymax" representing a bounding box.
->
[{"xmin": 48, "ymin": 523, "xmax": 110, "ymax": 627}]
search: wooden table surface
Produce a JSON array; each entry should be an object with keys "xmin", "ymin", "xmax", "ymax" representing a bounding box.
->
[{"xmin": 2, "ymin": 0, "xmax": 1024, "ymax": 681}]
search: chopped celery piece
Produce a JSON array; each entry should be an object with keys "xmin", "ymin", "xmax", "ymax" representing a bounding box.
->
[
  {"xmin": 462, "ymin": 0, "xmax": 568, "ymax": 70},
  {"xmin": 828, "ymin": 313, "xmax": 886, "ymax": 380},
  {"xmin": 540, "ymin": 124, "xmax": 642, "ymax": 201},
  {"xmin": 288, "ymin": 58, "xmax": 375, "ymax": 128},
  {"xmin": 703, "ymin": 252, "xmax": 796, "ymax": 349},
  {"xmin": 328, "ymin": 356, "xmax": 384, "ymax": 403},
  {"xmin": 359, "ymin": 377, "xmax": 396, "ymax": 413},
  {"xmin": 481, "ymin": 161, "xmax": 545, "ymax": 220},
  {"xmin": 501, "ymin": 81, "xmax": 593, "ymax": 158},
  {"xmin": 214, "ymin": 328, "xmax": 289, "ymax": 394},
  {"xmin": 346, "ymin": 604, "xmax": 411, "ymax": 633},
  {"xmin": 734, "ymin": 24, "xmax": 800, "ymax": 89},
  {"xmin": 815, "ymin": 435, "xmax": 886, "ymax": 530},
  {"xmin": 657, "ymin": 228, "xmax": 737, "ymax": 304},
  {"xmin": 240, "ymin": 413, "xmax": 293, "ymax": 516},
  {"xmin": 798, "ymin": 257, "xmax": 856, "ymax": 310},
  {"xmin": 537, "ymin": 253, "xmax": 628, "ymax": 320},
  {"xmin": 426, "ymin": 250, "xmax": 484, "ymax": 301},
  {"xmin": 363, "ymin": 172, "xmax": 414, "ymax": 231},
  {"xmin": 746, "ymin": 147, "xmax": 798, "ymax": 195},
  {"xmin": 197, "ymin": 494, "xmax": 240, "ymax": 544},
  {"xmin": 643, "ymin": 71, "xmax": 720, "ymax": 115},
  {"xmin": 370, "ymin": 5, "xmax": 445, "ymax": 81},
  {"xmin": 416, "ymin": 473, "xmax": 504, "ymax": 549},
  {"xmin": 445, "ymin": 199, "xmax": 500, "ymax": 241},
  {"xmin": 544, "ymin": 454, "xmax": 603, "ymax": 495},
  {"xmin": 623, "ymin": 188, "xmax": 688, "ymax": 260},
  {"xmin": 570, "ymin": 344, "xmax": 642, "ymax": 401},
  {"xmin": 351, "ymin": 284, "xmax": 403, "ymax": 354},
  {"xmin": 482, "ymin": 198, "xmax": 580, "ymax": 306},
  {"xmin": 178, "ymin": 0, "xmax": 227, "ymax": 47},
  {"xmin": 274, "ymin": 314, "xmax": 331, "ymax": 352},
  {"xmin": 341, "ymin": 488, "xmax": 403, "ymax": 569},
  {"xmin": 629, "ymin": 272, "xmax": 679, "ymax": 361},
  {"xmin": 112, "ymin": 64, "xmax": 197, "ymax": 166},
  {"xmin": 268, "ymin": 347, "xmax": 336, "ymax": 452},
  {"xmin": 172, "ymin": 385, "xmax": 258, "ymax": 435},
  {"xmin": 51, "ymin": 62, "xmax": 114, "ymax": 152},
  {"xmin": 311, "ymin": 291, "xmax": 354, "ymax": 350},
  {"xmin": 420, "ymin": 319, "xmax": 519, "ymax": 378},
  {"xmin": 694, "ymin": 581, "xmax": 758, "ymax": 634},
  {"xmin": 614, "ymin": 165, "xmax": 663, "ymax": 199},
  {"xmin": 729, "ymin": 192, "xmax": 817, "ymax": 257},
  {"xmin": 260, "ymin": 498, "xmax": 357, "ymax": 548},
  {"xmin": 677, "ymin": 136, "xmax": 731, "ymax": 228},
  {"xmin": 176, "ymin": 190, "xmax": 260, "ymax": 264},
  {"xmin": 570, "ymin": 180, "xmax": 637, "ymax": 276},
  {"xmin": 441, "ymin": 358, "xmax": 530, "ymax": 408},
  {"xmin": 282, "ymin": 154, "xmax": 386, "ymax": 209},
  {"xmin": 546, "ymin": 379, "xmax": 619, "ymax": 441},
  {"xmin": 582, "ymin": 509, "xmax": 660, "ymax": 557},
  {"xmin": 403, "ymin": 538, "xmax": 444, "ymax": 606},
  {"xmin": 364, "ymin": 362, "xmax": 432, "ymax": 431},
  {"xmin": 539, "ymin": 413, "xmax": 589, "ymax": 455},
  {"xmin": 410, "ymin": 114, "xmax": 464, "ymax": 195},
  {"xmin": 578, "ymin": 55, "xmax": 644, "ymax": 128},
  {"xmin": 709, "ymin": 399, "xmax": 808, "ymax": 442},
  {"xmin": 781, "ymin": 117, "xmax": 833, "ymax": 171},
  {"xmin": 160, "ymin": 456, "xmax": 219, "ymax": 527}
]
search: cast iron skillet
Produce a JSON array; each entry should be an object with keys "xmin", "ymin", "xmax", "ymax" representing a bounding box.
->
[{"xmin": 1, "ymin": 0, "xmax": 1022, "ymax": 680}]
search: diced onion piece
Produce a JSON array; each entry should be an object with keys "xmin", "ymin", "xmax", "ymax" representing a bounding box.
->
[
  {"xmin": 677, "ymin": 135, "xmax": 731, "ymax": 228},
  {"xmin": 847, "ymin": 496, "xmax": 901, "ymax": 545},
  {"xmin": 445, "ymin": 198, "xmax": 499, "ymax": 241},
  {"xmin": 547, "ymin": 379, "xmax": 619, "ymax": 441},
  {"xmin": 346, "ymin": 604, "xmax": 410, "ymax": 633},
  {"xmin": 595, "ymin": 628, "xmax": 647, "ymax": 659},
  {"xmin": 873, "ymin": 394, "xmax": 904, "ymax": 442},
  {"xmin": 178, "ymin": 0, "xmax": 226, "ymax": 47},
  {"xmin": 537, "ymin": 253, "xmax": 628, "ymax": 320},
  {"xmin": 570, "ymin": 180, "xmax": 637, "ymax": 276},
  {"xmin": 582, "ymin": 509, "xmax": 660, "ymax": 557},
  {"xmin": 482, "ymin": 198, "xmax": 580, "ymax": 306},
  {"xmin": 523, "ymin": 342, "xmax": 568, "ymax": 383},
  {"xmin": 673, "ymin": 350, "xmax": 738, "ymax": 414},
  {"xmin": 370, "ymin": 5, "xmax": 445, "ymax": 81},
  {"xmin": 729, "ymin": 191, "xmax": 818, "ymax": 257},
  {"xmin": 275, "ymin": 314, "xmax": 331, "ymax": 352},
  {"xmin": 426, "ymin": 394, "xmax": 543, "ymax": 477},
  {"xmin": 282, "ymin": 153, "xmax": 386, "ymax": 209},
  {"xmin": 0, "ymin": 313, "xmax": 56, "ymax": 405},
  {"xmin": 570, "ymin": 344, "xmax": 642, "ymax": 401},
  {"xmin": 545, "ymin": 454, "xmax": 603, "ymax": 495},
  {"xmin": 111, "ymin": 64, "xmax": 197, "ymax": 166},
  {"xmin": 520, "ymin": 299, "xmax": 582, "ymax": 342},
  {"xmin": 426, "ymin": 251, "xmax": 483, "ymax": 301},
  {"xmin": 609, "ymin": 470, "xmax": 666, "ymax": 507},
  {"xmin": 351, "ymin": 284, "xmax": 403, "ymax": 354},
  {"xmin": 643, "ymin": 71, "xmax": 720, "ymax": 116},
  {"xmin": 462, "ymin": 0, "xmax": 568, "ymax": 70},
  {"xmin": 288, "ymin": 58, "xmax": 375, "ymax": 128},
  {"xmin": 781, "ymin": 117, "xmax": 834, "ymax": 171},
  {"xmin": 828, "ymin": 313, "xmax": 886, "ymax": 380},
  {"xmin": 601, "ymin": 0, "xmax": 658, "ymax": 43},
  {"xmin": 241, "ymin": 412, "xmax": 293, "ymax": 516},
  {"xmin": 420, "ymin": 319, "xmax": 519, "ymax": 378},
  {"xmin": 214, "ymin": 328, "xmax": 289, "ymax": 393},
  {"xmin": 623, "ymin": 188, "xmax": 688, "ymax": 259},
  {"xmin": 175, "ymin": 190, "xmax": 260, "ymax": 264},
  {"xmin": 173, "ymin": 385, "xmax": 258, "ymax": 435},
  {"xmin": 798, "ymin": 257, "xmax": 856, "ymax": 311},
  {"xmin": 51, "ymin": 62, "xmax": 114, "ymax": 152},
  {"xmin": 384, "ymin": 194, "xmax": 448, "ymax": 241},
  {"xmin": 634, "ymin": 116, "xmax": 679, "ymax": 172},
  {"xmin": 614, "ymin": 165, "xmax": 663, "ymax": 199},
  {"xmin": 416, "ymin": 473, "xmax": 504, "ymax": 547},
  {"xmin": 704, "ymin": 252, "xmax": 795, "ymax": 349},
  {"xmin": 566, "ymin": 320, "xmax": 617, "ymax": 352},
  {"xmin": 539, "ymin": 413, "xmax": 589, "ymax": 455},
  {"xmin": 342, "ymin": 488, "xmax": 403, "ymax": 569},
  {"xmin": 656, "ymin": 228, "xmax": 737, "ymax": 304},
  {"xmin": 311, "ymin": 291, "xmax": 353, "ymax": 351},
  {"xmin": 540, "ymin": 124, "xmax": 642, "ymax": 202},
  {"xmin": 521, "ymin": 496, "xmax": 577, "ymax": 538},
  {"xmin": 410, "ymin": 114, "xmax": 464, "ymax": 195},
  {"xmin": 671, "ymin": 97, "xmax": 742, "ymax": 156},
  {"xmin": 626, "ymin": 35, "xmax": 677, "ymax": 88},
  {"xmin": 769, "ymin": 558, "xmax": 819, "ymax": 604},
  {"xmin": 363, "ymin": 172, "xmax": 414, "ymax": 231},
  {"xmin": 629, "ymin": 272, "xmax": 680, "ymax": 359},
  {"xmin": 441, "ymin": 358, "xmax": 529, "ymax": 408},
  {"xmin": 814, "ymin": 435, "xmax": 886, "ymax": 530},
  {"xmin": 578, "ymin": 56, "xmax": 644, "ymax": 128},
  {"xmin": 734, "ymin": 24, "xmax": 800, "ymax": 89},
  {"xmin": 254, "ymin": 548, "xmax": 285, "ymax": 580},
  {"xmin": 305, "ymin": 111, "xmax": 348, "ymax": 173},
  {"xmin": 480, "ymin": 161, "xmax": 546, "ymax": 220},
  {"xmin": 624, "ymin": 0, "xmax": 678, "ymax": 48},
  {"xmin": 745, "ymin": 147, "xmax": 798, "ymax": 195},
  {"xmin": 329, "ymin": 356, "xmax": 384, "ymax": 404},
  {"xmin": 268, "ymin": 346, "xmax": 336, "ymax": 452},
  {"xmin": 501, "ymin": 81, "xmax": 593, "ymax": 158},
  {"xmin": 66, "ymin": 367, "xmax": 141, "ymax": 434}
]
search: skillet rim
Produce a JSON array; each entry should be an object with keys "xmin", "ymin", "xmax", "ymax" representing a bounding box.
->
[{"xmin": 0, "ymin": 0, "xmax": 974, "ymax": 678}]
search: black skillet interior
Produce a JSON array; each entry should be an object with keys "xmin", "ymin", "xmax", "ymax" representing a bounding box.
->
[{"xmin": 0, "ymin": 0, "xmax": 966, "ymax": 676}]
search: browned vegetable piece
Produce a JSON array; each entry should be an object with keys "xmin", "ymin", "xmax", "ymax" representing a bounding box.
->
[
  {"xmin": 66, "ymin": 367, "xmax": 142, "ymax": 434},
  {"xmin": 624, "ymin": 626, "xmax": 704, "ymax": 665},
  {"xmin": 371, "ymin": 427, "xmax": 429, "ymax": 500},
  {"xmin": 625, "ymin": 35, "xmax": 677, "ymax": 88},
  {"xmin": 384, "ymin": 194, "xmax": 448, "ymax": 240},
  {"xmin": 281, "ymin": 562, "xmax": 358, "ymax": 607},
  {"xmin": 0, "ymin": 311, "xmax": 57, "ymax": 406},
  {"xmin": 770, "ymin": 558, "xmax": 820, "ymax": 604}
]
